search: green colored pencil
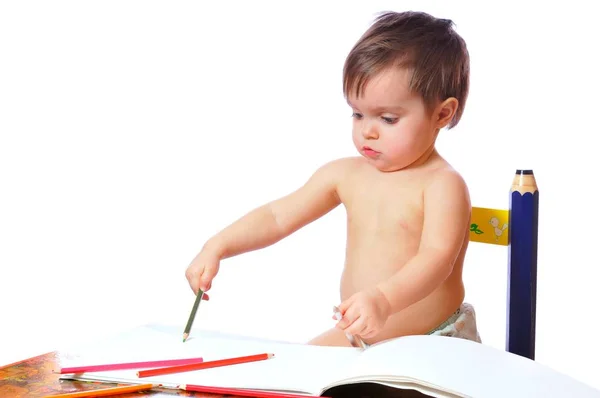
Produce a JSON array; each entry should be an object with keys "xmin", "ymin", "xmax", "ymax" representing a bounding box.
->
[{"xmin": 183, "ymin": 289, "xmax": 204, "ymax": 342}]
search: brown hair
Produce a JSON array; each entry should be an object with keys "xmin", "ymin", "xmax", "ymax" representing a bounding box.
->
[{"xmin": 343, "ymin": 11, "xmax": 470, "ymax": 129}]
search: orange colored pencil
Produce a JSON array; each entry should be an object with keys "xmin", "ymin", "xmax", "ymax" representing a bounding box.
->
[
  {"xmin": 137, "ymin": 353, "xmax": 274, "ymax": 378},
  {"xmin": 46, "ymin": 383, "xmax": 156, "ymax": 397}
]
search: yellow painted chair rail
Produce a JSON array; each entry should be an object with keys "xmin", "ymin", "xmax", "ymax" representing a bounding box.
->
[{"xmin": 469, "ymin": 206, "xmax": 509, "ymax": 246}]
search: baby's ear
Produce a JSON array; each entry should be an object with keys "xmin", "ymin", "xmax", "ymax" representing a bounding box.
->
[{"xmin": 435, "ymin": 97, "xmax": 459, "ymax": 129}]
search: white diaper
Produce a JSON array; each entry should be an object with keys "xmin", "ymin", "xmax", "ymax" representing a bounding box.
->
[{"xmin": 428, "ymin": 302, "xmax": 482, "ymax": 343}]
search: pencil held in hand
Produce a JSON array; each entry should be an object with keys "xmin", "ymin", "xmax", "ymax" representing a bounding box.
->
[
  {"xmin": 137, "ymin": 353, "xmax": 274, "ymax": 378},
  {"xmin": 183, "ymin": 289, "xmax": 204, "ymax": 342},
  {"xmin": 333, "ymin": 305, "xmax": 367, "ymax": 349}
]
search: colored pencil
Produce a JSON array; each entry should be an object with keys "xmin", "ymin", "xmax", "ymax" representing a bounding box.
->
[
  {"xmin": 333, "ymin": 306, "xmax": 367, "ymax": 350},
  {"xmin": 137, "ymin": 353, "xmax": 274, "ymax": 378},
  {"xmin": 507, "ymin": 169, "xmax": 539, "ymax": 360},
  {"xmin": 183, "ymin": 288, "xmax": 204, "ymax": 342},
  {"xmin": 45, "ymin": 383, "xmax": 156, "ymax": 397},
  {"xmin": 57, "ymin": 357, "xmax": 204, "ymax": 374},
  {"xmin": 179, "ymin": 383, "xmax": 330, "ymax": 398}
]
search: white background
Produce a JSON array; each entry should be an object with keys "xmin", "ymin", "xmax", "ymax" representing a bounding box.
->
[{"xmin": 1, "ymin": 0, "xmax": 599, "ymax": 391}]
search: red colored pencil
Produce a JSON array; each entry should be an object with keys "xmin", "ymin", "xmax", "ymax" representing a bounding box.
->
[
  {"xmin": 57, "ymin": 357, "xmax": 204, "ymax": 374},
  {"xmin": 137, "ymin": 353, "xmax": 274, "ymax": 378},
  {"xmin": 179, "ymin": 384, "xmax": 329, "ymax": 398}
]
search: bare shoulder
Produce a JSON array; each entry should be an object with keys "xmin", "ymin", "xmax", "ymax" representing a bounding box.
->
[
  {"xmin": 424, "ymin": 166, "xmax": 470, "ymax": 206},
  {"xmin": 289, "ymin": 156, "xmax": 363, "ymax": 202},
  {"xmin": 318, "ymin": 156, "xmax": 364, "ymax": 173},
  {"xmin": 311, "ymin": 156, "xmax": 364, "ymax": 184}
]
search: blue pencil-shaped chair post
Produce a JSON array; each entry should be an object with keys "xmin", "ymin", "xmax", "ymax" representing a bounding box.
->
[{"xmin": 506, "ymin": 169, "xmax": 539, "ymax": 359}]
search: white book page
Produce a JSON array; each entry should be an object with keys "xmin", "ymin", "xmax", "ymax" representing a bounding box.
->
[
  {"xmin": 326, "ymin": 335, "xmax": 600, "ymax": 398},
  {"xmin": 60, "ymin": 325, "xmax": 361, "ymax": 395}
]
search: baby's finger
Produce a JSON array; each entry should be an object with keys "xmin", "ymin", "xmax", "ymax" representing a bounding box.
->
[
  {"xmin": 200, "ymin": 267, "xmax": 218, "ymax": 292},
  {"xmin": 185, "ymin": 269, "xmax": 203, "ymax": 295},
  {"xmin": 340, "ymin": 308, "xmax": 361, "ymax": 331},
  {"xmin": 354, "ymin": 321, "xmax": 373, "ymax": 337},
  {"xmin": 335, "ymin": 318, "xmax": 349, "ymax": 330},
  {"xmin": 335, "ymin": 310, "xmax": 356, "ymax": 330},
  {"xmin": 345, "ymin": 316, "xmax": 366, "ymax": 336},
  {"xmin": 337, "ymin": 298, "xmax": 352, "ymax": 314}
]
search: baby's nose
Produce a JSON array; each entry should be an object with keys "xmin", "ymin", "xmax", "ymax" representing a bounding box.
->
[{"xmin": 362, "ymin": 124, "xmax": 379, "ymax": 139}]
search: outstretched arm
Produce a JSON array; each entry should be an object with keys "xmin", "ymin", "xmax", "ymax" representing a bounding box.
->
[
  {"xmin": 187, "ymin": 158, "xmax": 349, "ymax": 293},
  {"xmin": 207, "ymin": 158, "xmax": 346, "ymax": 259}
]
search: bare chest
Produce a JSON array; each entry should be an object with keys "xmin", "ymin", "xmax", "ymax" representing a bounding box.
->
[
  {"xmin": 336, "ymin": 167, "xmax": 428, "ymax": 292},
  {"xmin": 339, "ymin": 171, "xmax": 425, "ymax": 237}
]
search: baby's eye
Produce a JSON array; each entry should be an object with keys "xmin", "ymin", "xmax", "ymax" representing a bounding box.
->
[
  {"xmin": 381, "ymin": 116, "xmax": 398, "ymax": 124},
  {"xmin": 351, "ymin": 112, "xmax": 363, "ymax": 120}
]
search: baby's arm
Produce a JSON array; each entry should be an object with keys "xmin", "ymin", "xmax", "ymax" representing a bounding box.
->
[
  {"xmin": 376, "ymin": 171, "xmax": 471, "ymax": 314},
  {"xmin": 209, "ymin": 159, "xmax": 344, "ymax": 258},
  {"xmin": 187, "ymin": 158, "xmax": 347, "ymax": 292}
]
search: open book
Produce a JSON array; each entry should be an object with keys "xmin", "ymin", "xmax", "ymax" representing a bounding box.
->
[{"xmin": 59, "ymin": 324, "xmax": 599, "ymax": 398}]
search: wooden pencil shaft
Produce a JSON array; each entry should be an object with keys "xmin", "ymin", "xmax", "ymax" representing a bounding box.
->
[
  {"xmin": 46, "ymin": 383, "xmax": 155, "ymax": 397},
  {"xmin": 183, "ymin": 289, "xmax": 204, "ymax": 335},
  {"xmin": 137, "ymin": 353, "xmax": 272, "ymax": 378},
  {"xmin": 59, "ymin": 357, "xmax": 204, "ymax": 373},
  {"xmin": 180, "ymin": 383, "xmax": 329, "ymax": 398}
]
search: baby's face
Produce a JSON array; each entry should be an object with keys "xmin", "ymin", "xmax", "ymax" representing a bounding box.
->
[{"xmin": 347, "ymin": 67, "xmax": 441, "ymax": 172}]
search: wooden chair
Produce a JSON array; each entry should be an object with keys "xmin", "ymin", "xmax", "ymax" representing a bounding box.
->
[{"xmin": 468, "ymin": 169, "xmax": 539, "ymax": 360}]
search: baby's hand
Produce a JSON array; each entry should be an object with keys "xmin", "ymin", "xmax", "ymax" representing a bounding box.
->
[
  {"xmin": 185, "ymin": 246, "xmax": 221, "ymax": 294},
  {"xmin": 335, "ymin": 287, "xmax": 392, "ymax": 339}
]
